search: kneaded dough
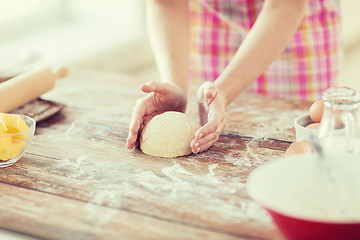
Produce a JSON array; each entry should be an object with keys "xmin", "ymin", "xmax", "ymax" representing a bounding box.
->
[{"xmin": 140, "ymin": 111, "xmax": 201, "ymax": 158}]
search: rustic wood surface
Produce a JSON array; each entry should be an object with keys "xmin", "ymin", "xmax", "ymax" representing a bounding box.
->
[{"xmin": 0, "ymin": 69, "xmax": 311, "ymax": 240}]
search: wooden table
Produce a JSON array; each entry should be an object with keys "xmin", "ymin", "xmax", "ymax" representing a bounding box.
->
[{"xmin": 0, "ymin": 69, "xmax": 311, "ymax": 240}]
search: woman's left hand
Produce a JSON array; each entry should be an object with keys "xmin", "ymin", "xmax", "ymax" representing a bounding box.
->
[{"xmin": 191, "ymin": 81, "xmax": 227, "ymax": 154}]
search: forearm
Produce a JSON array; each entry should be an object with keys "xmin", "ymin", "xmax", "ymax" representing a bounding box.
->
[
  {"xmin": 146, "ymin": 0, "xmax": 190, "ymax": 94},
  {"xmin": 215, "ymin": 0, "xmax": 308, "ymax": 106}
]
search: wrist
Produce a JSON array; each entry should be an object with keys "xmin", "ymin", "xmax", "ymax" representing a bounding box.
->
[
  {"xmin": 215, "ymin": 73, "xmax": 249, "ymax": 107},
  {"xmin": 215, "ymin": 85, "xmax": 228, "ymax": 109}
]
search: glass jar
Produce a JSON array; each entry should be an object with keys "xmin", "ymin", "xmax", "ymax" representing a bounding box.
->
[{"xmin": 317, "ymin": 87, "xmax": 360, "ymax": 153}]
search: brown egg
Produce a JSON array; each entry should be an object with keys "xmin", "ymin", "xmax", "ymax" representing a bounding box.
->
[
  {"xmin": 306, "ymin": 122, "xmax": 320, "ymax": 129},
  {"xmin": 285, "ymin": 140, "xmax": 314, "ymax": 156},
  {"xmin": 309, "ymin": 99, "xmax": 324, "ymax": 123}
]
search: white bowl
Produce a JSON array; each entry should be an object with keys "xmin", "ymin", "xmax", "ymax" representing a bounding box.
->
[
  {"xmin": 294, "ymin": 113, "xmax": 346, "ymax": 143},
  {"xmin": 294, "ymin": 114, "xmax": 316, "ymax": 142}
]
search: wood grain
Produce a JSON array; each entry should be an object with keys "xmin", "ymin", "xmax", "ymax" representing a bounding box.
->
[
  {"xmin": 0, "ymin": 183, "xmax": 251, "ymax": 240},
  {"xmin": 0, "ymin": 69, "xmax": 311, "ymax": 239}
]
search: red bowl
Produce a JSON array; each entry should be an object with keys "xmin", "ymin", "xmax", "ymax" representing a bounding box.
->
[
  {"xmin": 247, "ymin": 153, "xmax": 360, "ymax": 240},
  {"xmin": 267, "ymin": 208, "xmax": 360, "ymax": 240}
]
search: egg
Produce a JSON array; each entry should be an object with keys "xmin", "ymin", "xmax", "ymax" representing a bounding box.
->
[
  {"xmin": 285, "ymin": 140, "xmax": 313, "ymax": 156},
  {"xmin": 309, "ymin": 99, "xmax": 324, "ymax": 123},
  {"xmin": 306, "ymin": 122, "xmax": 320, "ymax": 129}
]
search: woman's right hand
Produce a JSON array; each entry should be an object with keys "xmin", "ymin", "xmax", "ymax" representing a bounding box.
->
[
  {"xmin": 191, "ymin": 81, "xmax": 227, "ymax": 154},
  {"xmin": 126, "ymin": 81, "xmax": 187, "ymax": 149}
]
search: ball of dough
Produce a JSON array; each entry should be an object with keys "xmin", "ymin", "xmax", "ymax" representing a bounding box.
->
[{"xmin": 140, "ymin": 111, "xmax": 201, "ymax": 158}]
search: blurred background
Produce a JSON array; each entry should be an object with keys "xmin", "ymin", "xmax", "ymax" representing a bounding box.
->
[{"xmin": 0, "ymin": 0, "xmax": 359, "ymax": 92}]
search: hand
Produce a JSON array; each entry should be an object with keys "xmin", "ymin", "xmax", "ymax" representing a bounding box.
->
[
  {"xmin": 127, "ymin": 81, "xmax": 187, "ymax": 149},
  {"xmin": 191, "ymin": 81, "xmax": 227, "ymax": 154}
]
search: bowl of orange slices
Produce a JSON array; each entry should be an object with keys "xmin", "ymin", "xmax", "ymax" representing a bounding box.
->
[{"xmin": 0, "ymin": 113, "xmax": 36, "ymax": 167}]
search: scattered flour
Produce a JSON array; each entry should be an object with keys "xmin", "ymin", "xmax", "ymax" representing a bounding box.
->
[{"xmin": 43, "ymin": 109, "xmax": 275, "ymax": 226}]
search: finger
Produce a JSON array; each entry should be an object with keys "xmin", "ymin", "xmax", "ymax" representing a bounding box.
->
[
  {"xmin": 127, "ymin": 133, "xmax": 141, "ymax": 149},
  {"xmin": 130, "ymin": 103, "xmax": 145, "ymax": 132},
  {"xmin": 191, "ymin": 131, "xmax": 220, "ymax": 153},
  {"xmin": 191, "ymin": 130, "xmax": 220, "ymax": 153},
  {"xmin": 195, "ymin": 112, "xmax": 222, "ymax": 139},
  {"xmin": 140, "ymin": 81, "xmax": 156, "ymax": 93},
  {"xmin": 133, "ymin": 136, "xmax": 141, "ymax": 149},
  {"xmin": 197, "ymin": 81, "xmax": 217, "ymax": 105},
  {"xmin": 204, "ymin": 86, "xmax": 218, "ymax": 106},
  {"xmin": 140, "ymin": 81, "xmax": 173, "ymax": 94},
  {"xmin": 194, "ymin": 118, "xmax": 224, "ymax": 146},
  {"xmin": 127, "ymin": 124, "xmax": 140, "ymax": 149},
  {"xmin": 198, "ymin": 138, "xmax": 219, "ymax": 153},
  {"xmin": 193, "ymin": 113, "xmax": 226, "ymax": 153},
  {"xmin": 127, "ymin": 118, "xmax": 141, "ymax": 149},
  {"xmin": 127, "ymin": 98, "xmax": 148, "ymax": 149},
  {"xmin": 196, "ymin": 81, "xmax": 211, "ymax": 103}
]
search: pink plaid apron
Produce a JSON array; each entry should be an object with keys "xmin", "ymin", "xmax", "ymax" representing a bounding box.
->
[{"xmin": 189, "ymin": 0, "xmax": 342, "ymax": 101}]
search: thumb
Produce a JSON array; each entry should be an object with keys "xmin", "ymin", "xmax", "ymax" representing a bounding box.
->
[
  {"xmin": 197, "ymin": 81, "xmax": 218, "ymax": 105},
  {"xmin": 140, "ymin": 81, "xmax": 172, "ymax": 94},
  {"xmin": 203, "ymin": 84, "xmax": 218, "ymax": 107}
]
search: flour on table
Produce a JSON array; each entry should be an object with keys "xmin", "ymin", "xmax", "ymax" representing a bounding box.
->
[{"xmin": 42, "ymin": 108, "xmax": 273, "ymax": 226}]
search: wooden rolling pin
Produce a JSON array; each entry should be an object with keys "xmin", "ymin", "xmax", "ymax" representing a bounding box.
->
[{"xmin": 0, "ymin": 67, "xmax": 69, "ymax": 113}]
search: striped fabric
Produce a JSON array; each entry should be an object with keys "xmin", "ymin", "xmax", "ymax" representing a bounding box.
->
[{"xmin": 189, "ymin": 0, "xmax": 342, "ymax": 101}]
